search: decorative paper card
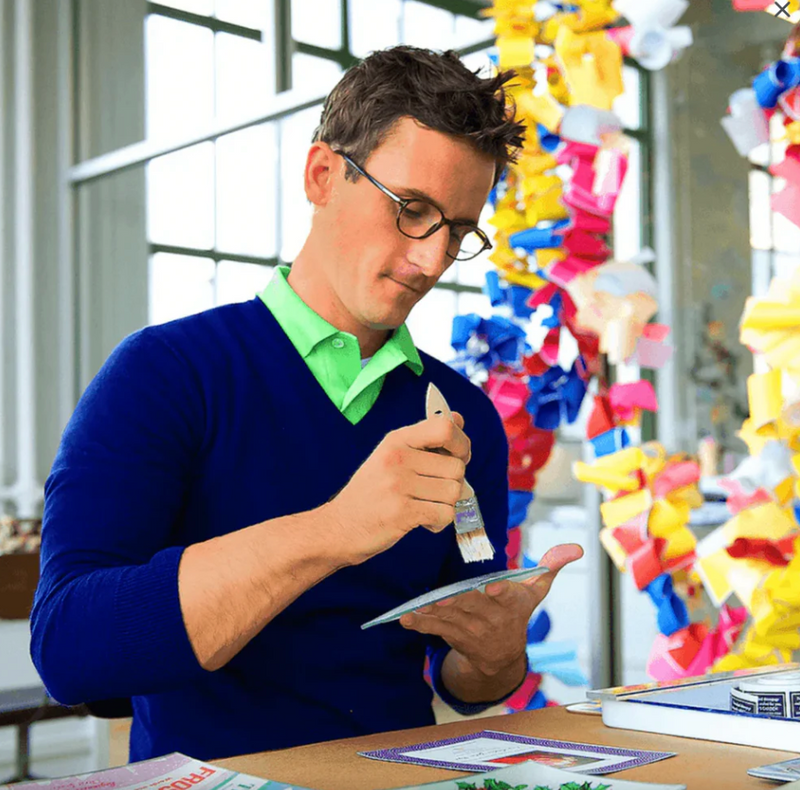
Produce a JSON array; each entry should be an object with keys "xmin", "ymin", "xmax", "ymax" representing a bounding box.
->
[
  {"xmin": 361, "ymin": 567, "xmax": 549, "ymax": 629},
  {"xmin": 399, "ymin": 760, "xmax": 685, "ymax": 790},
  {"xmin": 359, "ymin": 730, "xmax": 676, "ymax": 774}
]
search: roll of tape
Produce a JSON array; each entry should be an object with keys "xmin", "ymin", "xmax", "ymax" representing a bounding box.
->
[{"xmin": 730, "ymin": 672, "xmax": 800, "ymax": 719}]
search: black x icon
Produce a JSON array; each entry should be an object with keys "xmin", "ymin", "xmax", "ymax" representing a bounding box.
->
[{"xmin": 775, "ymin": 1, "xmax": 792, "ymax": 18}]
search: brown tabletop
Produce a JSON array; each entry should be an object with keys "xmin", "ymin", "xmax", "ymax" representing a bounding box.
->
[{"xmin": 215, "ymin": 706, "xmax": 798, "ymax": 790}]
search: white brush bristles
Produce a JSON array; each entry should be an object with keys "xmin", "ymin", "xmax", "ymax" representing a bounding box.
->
[{"xmin": 456, "ymin": 529, "xmax": 495, "ymax": 563}]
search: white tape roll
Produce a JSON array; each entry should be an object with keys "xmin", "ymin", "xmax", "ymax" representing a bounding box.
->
[{"xmin": 731, "ymin": 672, "xmax": 800, "ymax": 719}]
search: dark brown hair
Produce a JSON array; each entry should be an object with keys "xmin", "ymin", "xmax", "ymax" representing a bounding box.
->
[{"xmin": 312, "ymin": 46, "xmax": 526, "ymax": 186}]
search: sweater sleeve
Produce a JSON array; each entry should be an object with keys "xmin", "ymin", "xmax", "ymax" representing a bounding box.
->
[
  {"xmin": 427, "ymin": 387, "xmax": 528, "ymax": 714},
  {"xmin": 30, "ymin": 328, "xmax": 209, "ymax": 705}
]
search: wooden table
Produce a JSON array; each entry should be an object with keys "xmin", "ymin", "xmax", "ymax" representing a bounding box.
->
[{"xmin": 217, "ymin": 706, "xmax": 798, "ymax": 789}]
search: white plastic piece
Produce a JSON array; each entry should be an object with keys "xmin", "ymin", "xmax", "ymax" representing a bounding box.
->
[
  {"xmin": 721, "ymin": 88, "xmax": 771, "ymax": 156},
  {"xmin": 560, "ymin": 104, "xmax": 623, "ymax": 146}
]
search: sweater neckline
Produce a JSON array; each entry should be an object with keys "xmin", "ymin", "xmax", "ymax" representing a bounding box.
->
[{"xmin": 250, "ymin": 297, "xmax": 423, "ymax": 433}]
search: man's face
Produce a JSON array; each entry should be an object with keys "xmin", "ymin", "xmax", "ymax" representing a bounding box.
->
[{"xmin": 314, "ymin": 117, "xmax": 495, "ymax": 331}]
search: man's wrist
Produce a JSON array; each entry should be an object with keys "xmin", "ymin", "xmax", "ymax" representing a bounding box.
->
[
  {"xmin": 441, "ymin": 648, "xmax": 528, "ymax": 705},
  {"xmin": 257, "ymin": 504, "xmax": 354, "ymax": 576}
]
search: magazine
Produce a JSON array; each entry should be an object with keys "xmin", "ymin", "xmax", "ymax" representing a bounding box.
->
[{"xmin": 0, "ymin": 752, "xmax": 309, "ymax": 790}]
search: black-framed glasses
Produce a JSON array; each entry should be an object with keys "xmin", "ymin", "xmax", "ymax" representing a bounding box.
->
[{"xmin": 333, "ymin": 150, "xmax": 492, "ymax": 262}]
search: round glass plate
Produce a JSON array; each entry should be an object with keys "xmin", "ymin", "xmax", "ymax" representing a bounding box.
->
[{"xmin": 360, "ymin": 566, "xmax": 550, "ymax": 629}]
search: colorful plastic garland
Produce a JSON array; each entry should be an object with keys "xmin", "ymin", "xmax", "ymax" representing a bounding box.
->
[{"xmin": 445, "ymin": 0, "xmax": 697, "ymax": 707}]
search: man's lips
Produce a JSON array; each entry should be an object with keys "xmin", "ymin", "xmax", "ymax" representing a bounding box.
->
[{"xmin": 387, "ymin": 276, "xmax": 423, "ymax": 294}]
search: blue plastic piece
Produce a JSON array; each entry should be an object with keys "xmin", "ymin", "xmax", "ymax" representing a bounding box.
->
[
  {"xmin": 527, "ymin": 610, "xmax": 552, "ymax": 644},
  {"xmin": 590, "ymin": 427, "xmax": 630, "ymax": 457}
]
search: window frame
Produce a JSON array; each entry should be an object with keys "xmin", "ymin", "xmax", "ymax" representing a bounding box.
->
[
  {"xmin": 138, "ymin": 0, "xmax": 501, "ymax": 316},
  {"xmin": 68, "ymin": 3, "xmax": 652, "ymax": 348}
]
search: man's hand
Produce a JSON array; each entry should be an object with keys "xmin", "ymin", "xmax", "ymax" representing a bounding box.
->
[
  {"xmin": 325, "ymin": 412, "xmax": 471, "ymax": 566},
  {"xmin": 398, "ymin": 543, "xmax": 584, "ymax": 702}
]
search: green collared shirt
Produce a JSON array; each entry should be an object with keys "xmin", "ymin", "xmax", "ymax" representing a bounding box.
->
[{"xmin": 259, "ymin": 266, "xmax": 424, "ymax": 424}]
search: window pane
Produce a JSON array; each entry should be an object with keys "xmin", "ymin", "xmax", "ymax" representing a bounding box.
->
[
  {"xmin": 614, "ymin": 66, "xmax": 641, "ymax": 131},
  {"xmin": 146, "ymin": 16, "xmax": 214, "ymax": 139},
  {"xmin": 156, "ymin": 0, "xmax": 213, "ymax": 15},
  {"xmin": 460, "ymin": 49, "xmax": 494, "ymax": 78},
  {"xmin": 216, "ymin": 0, "xmax": 271, "ymax": 28},
  {"xmin": 457, "ymin": 290, "xmax": 492, "ymax": 318},
  {"xmin": 349, "ymin": 0, "xmax": 402, "ymax": 59},
  {"xmin": 216, "ymin": 32, "xmax": 274, "ymax": 121},
  {"xmin": 216, "ymin": 125, "xmax": 278, "ymax": 257},
  {"xmin": 437, "ymin": 262, "xmax": 457, "ymax": 283},
  {"xmin": 216, "ymin": 260, "xmax": 273, "ymax": 305},
  {"xmin": 402, "ymin": 1, "xmax": 455, "ymax": 50},
  {"xmin": 292, "ymin": 0, "xmax": 342, "ymax": 49},
  {"xmin": 613, "ymin": 139, "xmax": 642, "ymax": 262},
  {"xmin": 149, "ymin": 253, "xmax": 215, "ymax": 324},
  {"xmin": 453, "ymin": 15, "xmax": 494, "ymax": 48},
  {"xmin": 291, "ymin": 53, "xmax": 343, "ymax": 92},
  {"xmin": 749, "ymin": 169, "xmax": 772, "ymax": 251},
  {"xmin": 751, "ymin": 248, "xmax": 772, "ymax": 298},
  {"xmin": 457, "ymin": 254, "xmax": 494, "ymax": 289},
  {"xmin": 148, "ymin": 143, "xmax": 215, "ymax": 248},
  {"xmin": 406, "ymin": 288, "xmax": 457, "ymax": 361},
  {"xmin": 280, "ymin": 107, "xmax": 319, "ymax": 262}
]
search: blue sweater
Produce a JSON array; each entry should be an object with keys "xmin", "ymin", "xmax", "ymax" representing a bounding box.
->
[{"xmin": 31, "ymin": 298, "xmax": 510, "ymax": 761}]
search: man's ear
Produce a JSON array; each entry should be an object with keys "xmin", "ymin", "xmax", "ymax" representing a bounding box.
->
[{"xmin": 304, "ymin": 142, "xmax": 339, "ymax": 207}]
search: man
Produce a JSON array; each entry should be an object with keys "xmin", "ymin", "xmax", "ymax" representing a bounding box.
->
[{"xmin": 31, "ymin": 46, "xmax": 582, "ymax": 761}]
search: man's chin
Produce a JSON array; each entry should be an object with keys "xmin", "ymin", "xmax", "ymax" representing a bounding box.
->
[
  {"xmin": 365, "ymin": 305, "xmax": 413, "ymax": 331},
  {"xmin": 366, "ymin": 316, "xmax": 407, "ymax": 331}
]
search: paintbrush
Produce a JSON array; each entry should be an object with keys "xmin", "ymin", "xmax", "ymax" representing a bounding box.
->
[{"xmin": 425, "ymin": 383, "xmax": 495, "ymax": 563}]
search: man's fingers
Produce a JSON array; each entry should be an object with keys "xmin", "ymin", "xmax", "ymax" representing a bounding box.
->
[
  {"xmin": 401, "ymin": 417, "xmax": 471, "ymax": 463},
  {"xmin": 512, "ymin": 543, "xmax": 584, "ymax": 603},
  {"xmin": 537, "ymin": 543, "xmax": 584, "ymax": 574},
  {"xmin": 434, "ymin": 589, "xmax": 494, "ymax": 614},
  {"xmin": 400, "ymin": 608, "xmax": 492, "ymax": 649},
  {"xmin": 406, "ymin": 448, "xmax": 466, "ymax": 482},
  {"xmin": 409, "ymin": 474, "xmax": 463, "ymax": 507},
  {"xmin": 399, "ymin": 612, "xmax": 464, "ymax": 644}
]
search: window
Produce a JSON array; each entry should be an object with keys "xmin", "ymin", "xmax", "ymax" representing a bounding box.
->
[
  {"xmin": 145, "ymin": 1, "xmax": 279, "ymax": 321},
  {"xmin": 749, "ymin": 113, "xmax": 800, "ymax": 287},
  {"xmin": 144, "ymin": 2, "xmax": 647, "ymax": 383},
  {"xmin": 145, "ymin": 0, "xmax": 498, "ymax": 342}
]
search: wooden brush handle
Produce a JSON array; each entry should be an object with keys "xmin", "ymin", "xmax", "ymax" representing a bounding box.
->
[{"xmin": 425, "ymin": 383, "xmax": 473, "ymax": 501}]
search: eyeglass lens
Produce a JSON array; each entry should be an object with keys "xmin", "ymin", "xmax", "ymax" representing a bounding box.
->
[{"xmin": 397, "ymin": 200, "xmax": 486, "ymax": 261}]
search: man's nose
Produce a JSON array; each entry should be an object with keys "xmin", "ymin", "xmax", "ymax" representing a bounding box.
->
[{"xmin": 406, "ymin": 226, "xmax": 451, "ymax": 278}]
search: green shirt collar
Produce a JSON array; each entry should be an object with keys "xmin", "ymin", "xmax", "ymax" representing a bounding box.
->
[{"xmin": 260, "ymin": 266, "xmax": 423, "ymax": 375}]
